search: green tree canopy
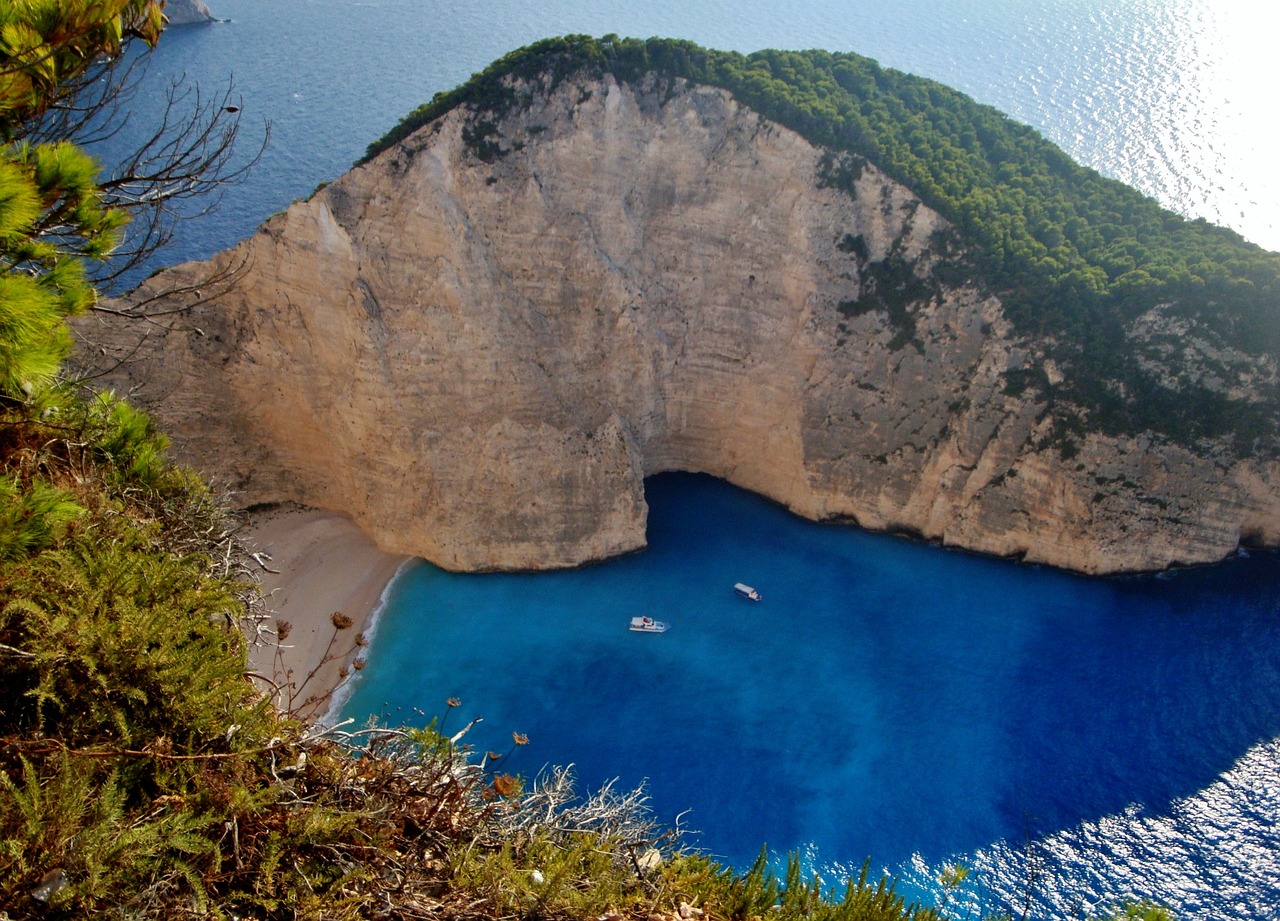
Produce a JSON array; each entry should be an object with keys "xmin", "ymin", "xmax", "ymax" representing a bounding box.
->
[{"xmin": 0, "ymin": 0, "xmax": 164, "ymax": 395}]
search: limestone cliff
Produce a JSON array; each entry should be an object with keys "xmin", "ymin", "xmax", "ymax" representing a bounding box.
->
[
  {"xmin": 76, "ymin": 70, "xmax": 1280, "ymax": 574},
  {"xmin": 163, "ymin": 0, "xmax": 214, "ymax": 26}
]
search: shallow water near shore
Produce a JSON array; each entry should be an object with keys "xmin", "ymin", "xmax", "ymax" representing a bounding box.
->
[{"xmin": 341, "ymin": 473, "xmax": 1280, "ymax": 917}]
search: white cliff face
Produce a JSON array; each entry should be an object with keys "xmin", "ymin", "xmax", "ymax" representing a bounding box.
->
[
  {"xmin": 77, "ymin": 74, "xmax": 1280, "ymax": 574},
  {"xmin": 163, "ymin": 0, "xmax": 215, "ymax": 26}
]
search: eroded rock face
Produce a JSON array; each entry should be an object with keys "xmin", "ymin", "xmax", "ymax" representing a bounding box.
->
[
  {"xmin": 163, "ymin": 0, "xmax": 215, "ymax": 26},
  {"xmin": 76, "ymin": 74, "xmax": 1280, "ymax": 573}
]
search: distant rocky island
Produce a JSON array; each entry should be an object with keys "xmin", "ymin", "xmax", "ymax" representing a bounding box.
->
[
  {"xmin": 78, "ymin": 37, "xmax": 1280, "ymax": 576},
  {"xmin": 164, "ymin": 0, "xmax": 214, "ymax": 26}
]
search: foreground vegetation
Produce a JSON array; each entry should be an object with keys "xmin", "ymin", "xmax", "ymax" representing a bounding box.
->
[
  {"xmin": 366, "ymin": 35, "xmax": 1280, "ymax": 457},
  {"xmin": 0, "ymin": 387, "xmax": 962, "ymax": 916},
  {"xmin": 2, "ymin": 10, "xmax": 1175, "ymax": 918},
  {"xmin": 0, "ymin": 399, "xmax": 1181, "ymax": 921},
  {"xmin": 0, "ymin": 389, "xmax": 1174, "ymax": 921}
]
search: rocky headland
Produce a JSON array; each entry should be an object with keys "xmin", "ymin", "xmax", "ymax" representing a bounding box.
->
[
  {"xmin": 163, "ymin": 0, "xmax": 215, "ymax": 26},
  {"xmin": 77, "ymin": 42, "xmax": 1280, "ymax": 575}
]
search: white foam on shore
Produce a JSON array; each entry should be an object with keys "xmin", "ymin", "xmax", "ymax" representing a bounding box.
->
[{"xmin": 322, "ymin": 557, "xmax": 418, "ymax": 726}]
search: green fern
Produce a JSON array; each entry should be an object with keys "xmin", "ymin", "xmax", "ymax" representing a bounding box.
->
[{"xmin": 0, "ymin": 531, "xmax": 267, "ymax": 750}]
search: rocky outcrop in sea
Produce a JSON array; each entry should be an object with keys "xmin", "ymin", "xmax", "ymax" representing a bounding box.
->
[{"xmin": 164, "ymin": 0, "xmax": 215, "ymax": 26}]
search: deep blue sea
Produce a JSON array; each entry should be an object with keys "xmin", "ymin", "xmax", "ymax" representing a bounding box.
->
[
  {"xmin": 339, "ymin": 475, "xmax": 1280, "ymax": 918},
  {"xmin": 97, "ymin": 2, "xmax": 1280, "ymax": 917}
]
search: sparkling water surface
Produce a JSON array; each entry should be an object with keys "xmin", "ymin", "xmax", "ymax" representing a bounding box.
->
[{"xmin": 98, "ymin": 2, "xmax": 1280, "ymax": 915}]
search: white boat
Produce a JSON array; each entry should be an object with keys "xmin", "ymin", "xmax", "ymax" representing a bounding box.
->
[
  {"xmin": 629, "ymin": 616, "xmax": 668, "ymax": 633},
  {"xmin": 734, "ymin": 582, "xmax": 762, "ymax": 602}
]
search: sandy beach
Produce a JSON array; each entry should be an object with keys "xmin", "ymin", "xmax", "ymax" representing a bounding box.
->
[{"xmin": 240, "ymin": 506, "xmax": 409, "ymax": 720}]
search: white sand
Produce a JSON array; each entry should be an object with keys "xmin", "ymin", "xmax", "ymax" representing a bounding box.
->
[{"xmin": 240, "ymin": 506, "xmax": 409, "ymax": 719}]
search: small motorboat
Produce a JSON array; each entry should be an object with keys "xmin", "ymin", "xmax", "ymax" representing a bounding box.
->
[
  {"xmin": 629, "ymin": 616, "xmax": 668, "ymax": 633},
  {"xmin": 734, "ymin": 582, "xmax": 762, "ymax": 602}
]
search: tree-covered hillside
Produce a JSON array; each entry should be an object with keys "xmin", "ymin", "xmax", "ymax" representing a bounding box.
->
[{"xmin": 365, "ymin": 35, "xmax": 1280, "ymax": 456}]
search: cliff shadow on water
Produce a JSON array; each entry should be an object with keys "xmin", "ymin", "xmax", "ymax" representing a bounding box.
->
[{"xmin": 341, "ymin": 472, "xmax": 1280, "ymax": 879}]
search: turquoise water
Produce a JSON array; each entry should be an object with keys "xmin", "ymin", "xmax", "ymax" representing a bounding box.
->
[
  {"xmin": 92, "ymin": 1, "xmax": 1280, "ymax": 915},
  {"xmin": 340, "ymin": 474, "xmax": 1280, "ymax": 917}
]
